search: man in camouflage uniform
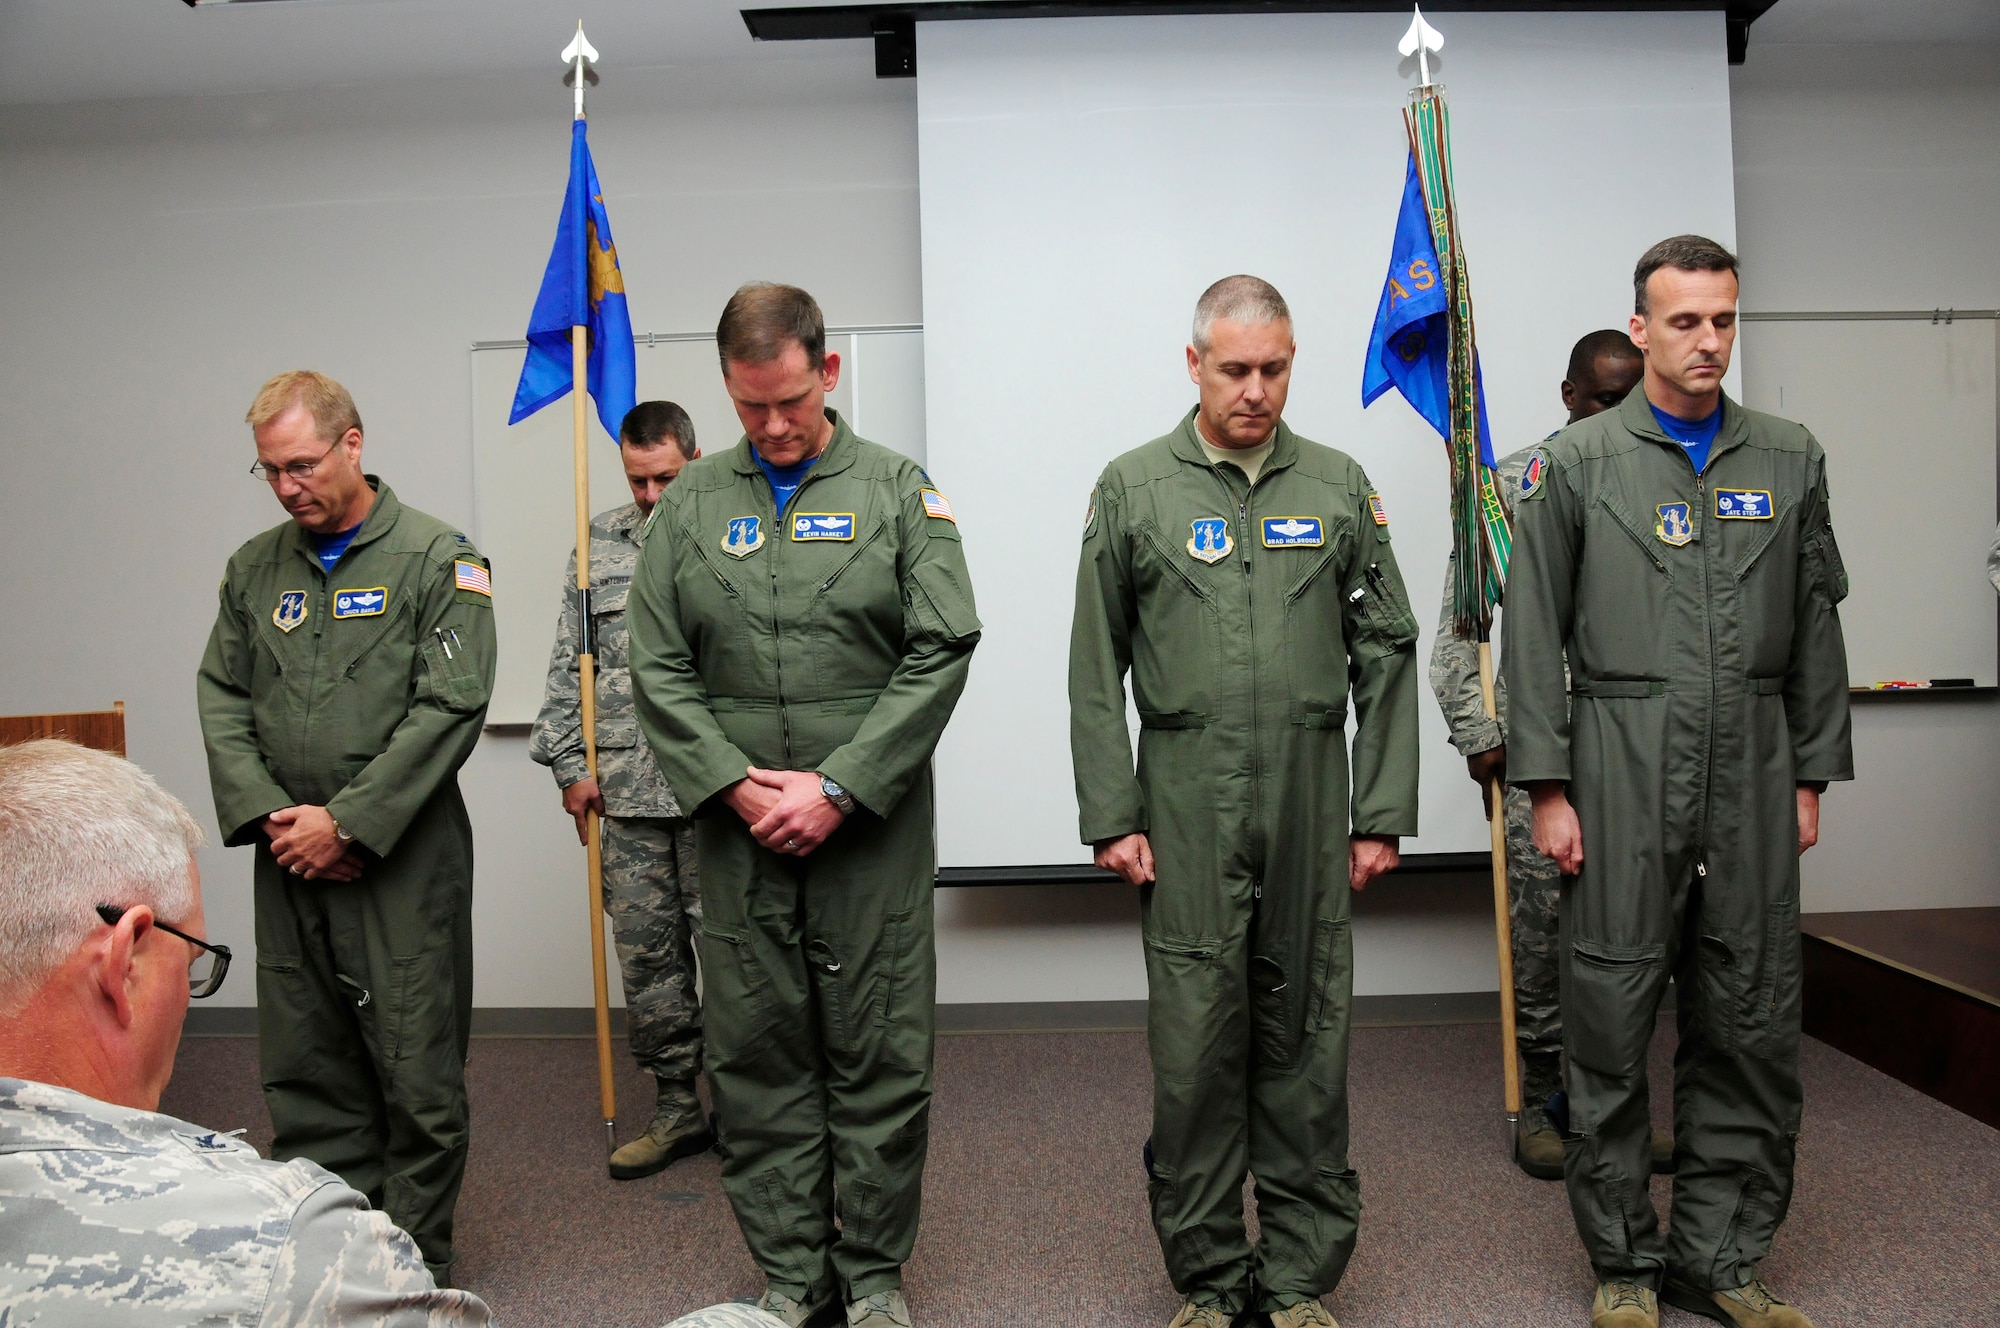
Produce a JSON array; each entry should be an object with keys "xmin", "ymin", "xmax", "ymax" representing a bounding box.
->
[
  {"xmin": 0, "ymin": 739, "xmax": 494, "ymax": 1327},
  {"xmin": 1429, "ymin": 329, "xmax": 1675, "ymax": 1179},
  {"xmin": 532, "ymin": 400, "xmax": 713, "ymax": 1180}
]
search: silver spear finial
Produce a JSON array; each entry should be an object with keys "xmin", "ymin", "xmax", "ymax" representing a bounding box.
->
[
  {"xmin": 562, "ymin": 23, "xmax": 600, "ymax": 119},
  {"xmin": 1399, "ymin": 4, "xmax": 1444, "ymax": 88}
]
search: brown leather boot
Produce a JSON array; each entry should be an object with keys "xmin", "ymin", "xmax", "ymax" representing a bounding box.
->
[{"xmin": 1662, "ymin": 1277, "xmax": 1812, "ymax": 1327}]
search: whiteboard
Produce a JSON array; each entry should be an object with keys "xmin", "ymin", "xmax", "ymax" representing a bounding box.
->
[
  {"xmin": 916, "ymin": 10, "xmax": 1739, "ymax": 864},
  {"xmin": 1740, "ymin": 316, "xmax": 1999, "ymax": 688},
  {"xmin": 469, "ymin": 329, "xmax": 927, "ymax": 725}
]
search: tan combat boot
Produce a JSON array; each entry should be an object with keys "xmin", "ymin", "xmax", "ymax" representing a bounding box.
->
[
  {"xmin": 1166, "ymin": 1301, "xmax": 1236, "ymax": 1328},
  {"xmin": 1591, "ymin": 1281, "xmax": 1658, "ymax": 1328},
  {"xmin": 1268, "ymin": 1299, "xmax": 1340, "ymax": 1328},
  {"xmin": 846, "ymin": 1289, "xmax": 912, "ymax": 1327},
  {"xmin": 607, "ymin": 1102, "xmax": 714, "ymax": 1180},
  {"xmin": 1663, "ymin": 1277, "xmax": 1812, "ymax": 1327},
  {"xmin": 1516, "ymin": 1114, "xmax": 1565, "ymax": 1180},
  {"xmin": 1650, "ymin": 1127, "xmax": 1676, "ymax": 1174},
  {"xmin": 755, "ymin": 1286, "xmax": 834, "ymax": 1328}
]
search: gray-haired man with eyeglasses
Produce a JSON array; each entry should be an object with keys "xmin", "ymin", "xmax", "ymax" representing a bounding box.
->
[
  {"xmin": 0, "ymin": 739, "xmax": 495, "ymax": 1326},
  {"xmin": 196, "ymin": 369, "xmax": 496, "ymax": 1283}
]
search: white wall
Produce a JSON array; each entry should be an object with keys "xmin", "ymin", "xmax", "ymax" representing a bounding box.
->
[
  {"xmin": 1732, "ymin": 40, "xmax": 2000, "ymax": 912},
  {"xmin": 2, "ymin": 30, "xmax": 1991, "ymax": 1015}
]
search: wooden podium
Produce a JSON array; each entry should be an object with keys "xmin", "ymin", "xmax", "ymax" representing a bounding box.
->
[{"xmin": 0, "ymin": 703, "xmax": 126, "ymax": 756}]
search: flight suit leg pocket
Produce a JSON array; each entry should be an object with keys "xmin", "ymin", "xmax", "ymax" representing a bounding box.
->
[
  {"xmin": 1249, "ymin": 954, "xmax": 1299, "ymax": 1071},
  {"xmin": 1304, "ymin": 918, "xmax": 1354, "ymax": 1092},
  {"xmin": 1145, "ymin": 1153, "xmax": 1217, "ymax": 1292},
  {"xmin": 1307, "ymin": 1165, "xmax": 1362, "ymax": 1286},
  {"xmin": 1695, "ymin": 928, "xmax": 1756, "ymax": 1057},
  {"xmin": 1145, "ymin": 932, "xmax": 1227, "ymax": 1085},
  {"xmin": 1752, "ymin": 900, "xmax": 1803, "ymax": 1056},
  {"xmin": 1565, "ymin": 941, "xmax": 1665, "ymax": 1099},
  {"xmin": 701, "ymin": 925, "xmax": 777, "ymax": 1063},
  {"xmin": 256, "ymin": 955, "xmax": 320, "ymax": 1080}
]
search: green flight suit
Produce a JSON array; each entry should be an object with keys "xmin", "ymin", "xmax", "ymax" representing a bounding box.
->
[
  {"xmin": 1501, "ymin": 390, "xmax": 1853, "ymax": 1292},
  {"xmin": 196, "ymin": 479, "xmax": 496, "ymax": 1276},
  {"xmin": 1069, "ymin": 412, "xmax": 1421, "ymax": 1316},
  {"xmin": 627, "ymin": 412, "xmax": 979, "ymax": 1304}
]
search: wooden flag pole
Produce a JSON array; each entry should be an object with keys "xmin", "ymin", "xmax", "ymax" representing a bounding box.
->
[
  {"xmin": 1478, "ymin": 639, "xmax": 1524, "ymax": 1153},
  {"xmin": 574, "ymin": 323, "xmax": 618, "ymax": 1157}
]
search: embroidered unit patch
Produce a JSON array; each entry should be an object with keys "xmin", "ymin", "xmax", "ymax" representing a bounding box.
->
[
  {"xmin": 332, "ymin": 587, "xmax": 388, "ymax": 619},
  {"xmin": 721, "ymin": 515, "xmax": 765, "ymax": 558},
  {"xmin": 1187, "ymin": 517, "xmax": 1233, "ymax": 564},
  {"xmin": 921, "ymin": 489, "xmax": 956, "ymax": 523},
  {"xmin": 454, "ymin": 560, "xmax": 492, "ymax": 596},
  {"xmin": 791, "ymin": 513, "xmax": 856, "ymax": 541},
  {"xmin": 1368, "ymin": 494, "xmax": 1389, "ymax": 526},
  {"xmin": 1714, "ymin": 488, "xmax": 1774, "ymax": 519},
  {"xmin": 273, "ymin": 590, "xmax": 308, "ymax": 633},
  {"xmin": 1521, "ymin": 451, "xmax": 1547, "ymax": 498},
  {"xmin": 1656, "ymin": 502, "xmax": 1694, "ymax": 547},
  {"xmin": 1261, "ymin": 516, "xmax": 1324, "ymax": 547}
]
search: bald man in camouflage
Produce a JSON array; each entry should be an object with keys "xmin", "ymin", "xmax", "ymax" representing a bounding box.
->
[{"xmin": 1429, "ymin": 330, "xmax": 1670, "ymax": 1178}]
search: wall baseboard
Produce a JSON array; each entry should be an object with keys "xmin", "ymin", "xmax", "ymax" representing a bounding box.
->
[{"xmin": 182, "ymin": 993, "xmax": 1515, "ymax": 1039}]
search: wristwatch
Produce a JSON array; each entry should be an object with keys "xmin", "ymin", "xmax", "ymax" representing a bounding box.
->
[
  {"xmin": 819, "ymin": 774, "xmax": 856, "ymax": 816},
  {"xmin": 333, "ymin": 821, "xmax": 355, "ymax": 844}
]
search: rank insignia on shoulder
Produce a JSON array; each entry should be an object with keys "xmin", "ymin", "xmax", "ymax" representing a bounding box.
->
[
  {"xmin": 721, "ymin": 515, "xmax": 765, "ymax": 558},
  {"xmin": 174, "ymin": 1130, "xmax": 237, "ymax": 1154},
  {"xmin": 791, "ymin": 512, "xmax": 856, "ymax": 541},
  {"xmin": 1187, "ymin": 517, "xmax": 1233, "ymax": 564},
  {"xmin": 1368, "ymin": 493, "xmax": 1389, "ymax": 526},
  {"xmin": 1656, "ymin": 502, "xmax": 1695, "ymax": 547},
  {"xmin": 1521, "ymin": 451, "xmax": 1547, "ymax": 498},
  {"xmin": 332, "ymin": 586, "xmax": 388, "ymax": 619},
  {"xmin": 1261, "ymin": 516, "xmax": 1323, "ymax": 547},
  {"xmin": 921, "ymin": 489, "xmax": 956, "ymax": 523},
  {"xmin": 454, "ymin": 560, "xmax": 492, "ymax": 596},
  {"xmin": 1714, "ymin": 488, "xmax": 1774, "ymax": 519},
  {"xmin": 273, "ymin": 590, "xmax": 308, "ymax": 633}
]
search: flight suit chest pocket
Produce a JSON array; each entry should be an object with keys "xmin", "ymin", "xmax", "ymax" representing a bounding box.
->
[
  {"xmin": 1576, "ymin": 497, "xmax": 1674, "ymax": 676},
  {"xmin": 1133, "ymin": 524, "xmax": 1218, "ymax": 611}
]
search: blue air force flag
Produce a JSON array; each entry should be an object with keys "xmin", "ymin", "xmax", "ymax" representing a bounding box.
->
[
  {"xmin": 1361, "ymin": 153, "xmax": 1496, "ymax": 468},
  {"xmin": 509, "ymin": 119, "xmax": 637, "ymax": 442}
]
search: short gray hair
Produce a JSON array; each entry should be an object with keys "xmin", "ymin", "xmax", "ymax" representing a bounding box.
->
[
  {"xmin": 1192, "ymin": 275, "xmax": 1291, "ymax": 352},
  {"xmin": 0, "ymin": 741, "xmax": 204, "ymax": 1011},
  {"xmin": 1634, "ymin": 235, "xmax": 1739, "ymax": 315}
]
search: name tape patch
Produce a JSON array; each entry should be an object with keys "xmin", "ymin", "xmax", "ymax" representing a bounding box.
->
[
  {"xmin": 332, "ymin": 587, "xmax": 388, "ymax": 619},
  {"xmin": 921, "ymin": 489, "xmax": 956, "ymax": 523},
  {"xmin": 791, "ymin": 513, "xmax": 856, "ymax": 541},
  {"xmin": 454, "ymin": 560, "xmax": 492, "ymax": 596},
  {"xmin": 1714, "ymin": 488, "xmax": 1774, "ymax": 520},
  {"xmin": 1261, "ymin": 516, "xmax": 1324, "ymax": 547}
]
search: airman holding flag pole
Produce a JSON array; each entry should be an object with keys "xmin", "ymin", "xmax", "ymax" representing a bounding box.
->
[
  {"xmin": 1363, "ymin": 4, "xmax": 1525, "ymax": 1151},
  {"xmin": 508, "ymin": 22, "xmax": 639, "ymax": 1157}
]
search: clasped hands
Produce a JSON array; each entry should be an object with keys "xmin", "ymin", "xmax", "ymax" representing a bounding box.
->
[
  {"xmin": 264, "ymin": 805, "xmax": 364, "ymax": 882},
  {"xmin": 1094, "ymin": 831, "xmax": 1401, "ymax": 891},
  {"xmin": 725, "ymin": 766, "xmax": 848, "ymax": 856}
]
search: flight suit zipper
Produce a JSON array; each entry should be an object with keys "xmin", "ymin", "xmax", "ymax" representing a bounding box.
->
[{"xmin": 1696, "ymin": 465, "xmax": 1715, "ymax": 849}]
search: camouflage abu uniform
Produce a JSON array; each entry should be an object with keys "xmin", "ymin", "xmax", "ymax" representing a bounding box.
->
[
  {"xmin": 531, "ymin": 501, "xmax": 703, "ymax": 1089},
  {"xmin": 1428, "ymin": 440, "xmax": 1565, "ymax": 1113},
  {"xmin": 0, "ymin": 1078, "xmax": 493, "ymax": 1327}
]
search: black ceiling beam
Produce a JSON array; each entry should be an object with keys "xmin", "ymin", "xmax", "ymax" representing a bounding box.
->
[{"xmin": 743, "ymin": 0, "xmax": 1782, "ymax": 70}]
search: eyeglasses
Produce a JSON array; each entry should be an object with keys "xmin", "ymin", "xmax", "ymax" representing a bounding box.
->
[
  {"xmin": 249, "ymin": 437, "xmax": 342, "ymax": 484},
  {"xmin": 94, "ymin": 903, "xmax": 233, "ymax": 999}
]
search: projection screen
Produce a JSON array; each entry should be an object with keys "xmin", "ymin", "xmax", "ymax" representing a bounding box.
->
[{"xmin": 917, "ymin": 10, "xmax": 1738, "ymax": 868}]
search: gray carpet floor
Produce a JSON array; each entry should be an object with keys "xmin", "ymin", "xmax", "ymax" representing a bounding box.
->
[{"xmin": 159, "ymin": 1021, "xmax": 2000, "ymax": 1327}]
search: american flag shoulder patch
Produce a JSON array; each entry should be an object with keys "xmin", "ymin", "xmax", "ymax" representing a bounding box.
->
[
  {"xmin": 1368, "ymin": 493, "xmax": 1389, "ymax": 527},
  {"xmin": 454, "ymin": 560, "xmax": 492, "ymax": 596},
  {"xmin": 921, "ymin": 488, "xmax": 956, "ymax": 523}
]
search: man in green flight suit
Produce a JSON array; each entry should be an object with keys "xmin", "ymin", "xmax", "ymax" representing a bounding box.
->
[
  {"xmin": 629, "ymin": 284, "xmax": 980, "ymax": 1328},
  {"xmin": 1502, "ymin": 237, "xmax": 1853, "ymax": 1328},
  {"xmin": 1428, "ymin": 328, "xmax": 1676, "ymax": 1180},
  {"xmin": 197, "ymin": 370, "xmax": 496, "ymax": 1282},
  {"xmin": 1070, "ymin": 276, "xmax": 1422, "ymax": 1328}
]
